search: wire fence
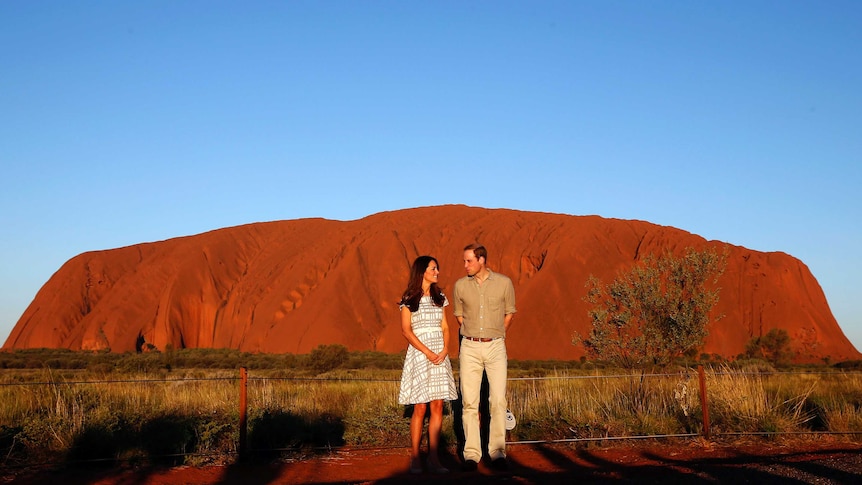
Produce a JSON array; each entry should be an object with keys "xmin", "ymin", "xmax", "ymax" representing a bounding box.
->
[{"xmin": 2, "ymin": 366, "xmax": 861, "ymax": 468}]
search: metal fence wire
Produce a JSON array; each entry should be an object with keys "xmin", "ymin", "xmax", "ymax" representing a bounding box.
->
[{"xmin": 1, "ymin": 365, "xmax": 861, "ymax": 467}]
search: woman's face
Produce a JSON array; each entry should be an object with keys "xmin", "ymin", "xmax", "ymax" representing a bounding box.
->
[{"xmin": 423, "ymin": 259, "xmax": 440, "ymax": 286}]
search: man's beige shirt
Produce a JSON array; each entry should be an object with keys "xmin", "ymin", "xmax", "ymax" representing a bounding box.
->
[{"xmin": 453, "ymin": 269, "xmax": 516, "ymax": 339}]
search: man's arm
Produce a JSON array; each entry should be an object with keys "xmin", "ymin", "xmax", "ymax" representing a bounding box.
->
[
  {"xmin": 452, "ymin": 279, "xmax": 465, "ymax": 333},
  {"xmin": 503, "ymin": 278, "xmax": 516, "ymax": 333},
  {"xmin": 503, "ymin": 313, "xmax": 514, "ymax": 333},
  {"xmin": 452, "ymin": 279, "xmax": 464, "ymax": 319}
]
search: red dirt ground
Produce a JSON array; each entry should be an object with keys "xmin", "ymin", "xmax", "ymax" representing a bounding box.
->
[{"xmin": 6, "ymin": 438, "xmax": 862, "ymax": 484}]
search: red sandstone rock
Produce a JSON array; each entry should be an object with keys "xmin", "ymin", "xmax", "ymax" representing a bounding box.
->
[{"xmin": 4, "ymin": 206, "xmax": 859, "ymax": 362}]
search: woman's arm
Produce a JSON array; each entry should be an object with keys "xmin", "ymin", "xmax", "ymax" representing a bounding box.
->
[{"xmin": 400, "ymin": 306, "xmax": 438, "ymax": 362}]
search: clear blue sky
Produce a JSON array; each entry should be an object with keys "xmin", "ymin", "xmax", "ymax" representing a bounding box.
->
[{"xmin": 2, "ymin": 1, "xmax": 860, "ymax": 352}]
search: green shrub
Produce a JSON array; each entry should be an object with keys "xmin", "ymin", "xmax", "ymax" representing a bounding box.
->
[{"xmin": 307, "ymin": 344, "xmax": 349, "ymax": 373}]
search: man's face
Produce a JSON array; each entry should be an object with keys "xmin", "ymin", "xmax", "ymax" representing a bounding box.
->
[{"xmin": 463, "ymin": 250, "xmax": 483, "ymax": 277}]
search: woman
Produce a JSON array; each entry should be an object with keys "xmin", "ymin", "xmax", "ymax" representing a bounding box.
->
[{"xmin": 398, "ymin": 255, "xmax": 458, "ymax": 474}]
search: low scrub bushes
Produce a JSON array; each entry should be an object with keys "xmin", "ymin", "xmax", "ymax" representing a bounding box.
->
[{"xmin": 0, "ymin": 350, "xmax": 859, "ymax": 469}]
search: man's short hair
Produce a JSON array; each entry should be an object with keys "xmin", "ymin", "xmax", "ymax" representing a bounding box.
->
[{"xmin": 464, "ymin": 243, "xmax": 487, "ymax": 263}]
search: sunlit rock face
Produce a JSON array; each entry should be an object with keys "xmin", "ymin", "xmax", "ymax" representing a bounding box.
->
[{"xmin": 5, "ymin": 205, "xmax": 859, "ymax": 363}]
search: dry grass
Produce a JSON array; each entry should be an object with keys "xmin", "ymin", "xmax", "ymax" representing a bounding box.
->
[
  {"xmin": 0, "ymin": 366, "xmax": 859, "ymax": 468},
  {"xmin": 507, "ymin": 370, "xmax": 699, "ymax": 440}
]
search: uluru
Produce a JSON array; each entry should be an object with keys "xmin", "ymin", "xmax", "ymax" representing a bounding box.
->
[{"xmin": 4, "ymin": 206, "xmax": 859, "ymax": 363}]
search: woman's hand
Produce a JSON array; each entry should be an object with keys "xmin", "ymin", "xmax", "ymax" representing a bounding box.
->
[{"xmin": 426, "ymin": 350, "xmax": 446, "ymax": 365}]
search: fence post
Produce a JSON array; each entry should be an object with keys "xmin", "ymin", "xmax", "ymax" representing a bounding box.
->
[
  {"xmin": 239, "ymin": 366, "xmax": 248, "ymax": 461},
  {"xmin": 697, "ymin": 364, "xmax": 710, "ymax": 439}
]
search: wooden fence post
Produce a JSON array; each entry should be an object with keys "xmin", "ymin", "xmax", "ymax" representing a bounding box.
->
[
  {"xmin": 239, "ymin": 366, "xmax": 248, "ymax": 461},
  {"xmin": 697, "ymin": 364, "xmax": 710, "ymax": 439}
]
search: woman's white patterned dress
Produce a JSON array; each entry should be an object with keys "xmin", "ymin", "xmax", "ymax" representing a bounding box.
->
[{"xmin": 398, "ymin": 295, "xmax": 459, "ymax": 405}]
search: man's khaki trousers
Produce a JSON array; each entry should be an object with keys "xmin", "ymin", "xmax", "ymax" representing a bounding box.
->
[{"xmin": 459, "ymin": 338, "xmax": 508, "ymax": 462}]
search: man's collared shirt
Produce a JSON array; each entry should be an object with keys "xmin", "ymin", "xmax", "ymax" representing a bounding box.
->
[{"xmin": 453, "ymin": 269, "xmax": 516, "ymax": 339}]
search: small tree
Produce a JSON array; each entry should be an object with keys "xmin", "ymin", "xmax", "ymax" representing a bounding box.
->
[
  {"xmin": 579, "ymin": 247, "xmax": 727, "ymax": 368},
  {"xmin": 308, "ymin": 344, "xmax": 349, "ymax": 373},
  {"xmin": 745, "ymin": 328, "xmax": 793, "ymax": 366}
]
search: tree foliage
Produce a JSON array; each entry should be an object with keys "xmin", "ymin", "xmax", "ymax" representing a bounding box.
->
[
  {"xmin": 308, "ymin": 344, "xmax": 350, "ymax": 373},
  {"xmin": 580, "ymin": 247, "xmax": 727, "ymax": 368},
  {"xmin": 745, "ymin": 328, "xmax": 793, "ymax": 366}
]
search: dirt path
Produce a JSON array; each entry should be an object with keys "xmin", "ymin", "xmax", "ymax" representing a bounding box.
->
[{"xmin": 6, "ymin": 438, "xmax": 862, "ymax": 484}]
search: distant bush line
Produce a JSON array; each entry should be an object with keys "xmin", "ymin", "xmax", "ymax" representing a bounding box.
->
[
  {"xmin": 0, "ymin": 346, "xmax": 585, "ymax": 375},
  {"xmin": 1, "ymin": 346, "xmax": 860, "ymax": 375}
]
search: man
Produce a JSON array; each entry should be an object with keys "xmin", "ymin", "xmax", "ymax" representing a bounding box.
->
[{"xmin": 453, "ymin": 243, "xmax": 516, "ymax": 471}]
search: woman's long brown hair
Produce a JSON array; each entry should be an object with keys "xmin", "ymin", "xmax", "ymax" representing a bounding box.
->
[{"xmin": 400, "ymin": 255, "xmax": 445, "ymax": 312}]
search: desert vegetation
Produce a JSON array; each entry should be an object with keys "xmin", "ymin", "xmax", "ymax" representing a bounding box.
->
[
  {"xmin": 0, "ymin": 347, "xmax": 860, "ymax": 470},
  {"xmin": 580, "ymin": 247, "xmax": 727, "ymax": 368}
]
